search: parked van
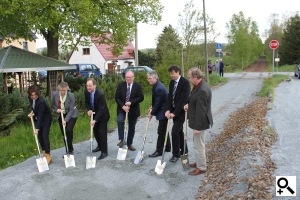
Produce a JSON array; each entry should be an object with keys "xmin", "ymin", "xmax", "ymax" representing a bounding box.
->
[{"xmin": 66, "ymin": 64, "xmax": 102, "ymax": 79}]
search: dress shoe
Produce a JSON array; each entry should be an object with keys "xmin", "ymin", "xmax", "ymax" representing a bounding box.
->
[
  {"xmin": 98, "ymin": 153, "xmax": 108, "ymax": 160},
  {"xmin": 149, "ymin": 151, "xmax": 162, "ymax": 158},
  {"xmin": 128, "ymin": 145, "xmax": 136, "ymax": 151},
  {"xmin": 169, "ymin": 156, "xmax": 179, "ymax": 163},
  {"xmin": 189, "ymin": 162, "xmax": 197, "ymax": 168},
  {"xmin": 188, "ymin": 168, "xmax": 206, "ymax": 176},
  {"xmin": 92, "ymin": 147, "xmax": 101, "ymax": 152},
  {"xmin": 117, "ymin": 140, "xmax": 124, "ymax": 148}
]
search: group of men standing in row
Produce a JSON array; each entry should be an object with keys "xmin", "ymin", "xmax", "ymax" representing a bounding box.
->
[{"xmin": 28, "ymin": 65, "xmax": 213, "ymax": 176}]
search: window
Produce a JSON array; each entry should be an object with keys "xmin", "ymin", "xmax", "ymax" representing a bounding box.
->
[
  {"xmin": 80, "ymin": 64, "xmax": 93, "ymax": 71},
  {"xmin": 22, "ymin": 41, "xmax": 28, "ymax": 50},
  {"xmin": 83, "ymin": 48, "xmax": 90, "ymax": 55}
]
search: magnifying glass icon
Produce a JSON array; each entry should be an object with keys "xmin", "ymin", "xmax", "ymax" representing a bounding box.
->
[{"xmin": 277, "ymin": 177, "xmax": 295, "ymax": 194}]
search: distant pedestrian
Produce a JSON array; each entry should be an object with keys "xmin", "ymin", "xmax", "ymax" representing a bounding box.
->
[
  {"xmin": 219, "ymin": 59, "xmax": 224, "ymax": 77},
  {"xmin": 184, "ymin": 67, "xmax": 213, "ymax": 176},
  {"xmin": 147, "ymin": 70, "xmax": 171, "ymax": 158},
  {"xmin": 208, "ymin": 60, "xmax": 213, "ymax": 74},
  {"xmin": 28, "ymin": 85, "xmax": 53, "ymax": 164},
  {"xmin": 215, "ymin": 60, "xmax": 219, "ymax": 74}
]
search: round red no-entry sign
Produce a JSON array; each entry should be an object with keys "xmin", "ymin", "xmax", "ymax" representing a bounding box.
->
[{"xmin": 269, "ymin": 40, "xmax": 279, "ymax": 49}]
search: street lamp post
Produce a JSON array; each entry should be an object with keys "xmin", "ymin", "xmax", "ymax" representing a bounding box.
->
[{"xmin": 203, "ymin": 0, "xmax": 209, "ymax": 83}]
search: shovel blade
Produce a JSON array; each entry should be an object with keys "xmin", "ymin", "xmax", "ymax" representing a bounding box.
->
[
  {"xmin": 181, "ymin": 154, "xmax": 190, "ymax": 169},
  {"xmin": 134, "ymin": 151, "xmax": 144, "ymax": 164},
  {"xmin": 117, "ymin": 147, "xmax": 127, "ymax": 160},
  {"xmin": 155, "ymin": 160, "xmax": 166, "ymax": 175},
  {"xmin": 63, "ymin": 154, "xmax": 76, "ymax": 168},
  {"xmin": 36, "ymin": 157, "xmax": 49, "ymax": 172},
  {"xmin": 86, "ymin": 156, "xmax": 96, "ymax": 169}
]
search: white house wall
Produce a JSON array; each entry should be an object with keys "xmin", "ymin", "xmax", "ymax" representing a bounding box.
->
[{"xmin": 68, "ymin": 43, "xmax": 106, "ymax": 74}]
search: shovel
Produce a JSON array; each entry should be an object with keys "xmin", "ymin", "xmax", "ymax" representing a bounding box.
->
[
  {"xmin": 134, "ymin": 117, "xmax": 150, "ymax": 164},
  {"xmin": 28, "ymin": 113, "xmax": 49, "ymax": 173},
  {"xmin": 117, "ymin": 112, "xmax": 128, "ymax": 160},
  {"xmin": 61, "ymin": 112, "xmax": 76, "ymax": 168},
  {"xmin": 155, "ymin": 118, "xmax": 170, "ymax": 175},
  {"xmin": 181, "ymin": 110, "xmax": 189, "ymax": 169},
  {"xmin": 86, "ymin": 112, "xmax": 96, "ymax": 169}
]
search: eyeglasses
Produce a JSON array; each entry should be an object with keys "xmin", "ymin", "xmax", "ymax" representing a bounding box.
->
[{"xmin": 125, "ymin": 76, "xmax": 133, "ymax": 78}]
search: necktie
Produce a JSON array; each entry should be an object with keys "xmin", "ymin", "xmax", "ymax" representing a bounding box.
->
[
  {"xmin": 126, "ymin": 84, "xmax": 131, "ymax": 102},
  {"xmin": 90, "ymin": 93, "xmax": 94, "ymax": 110},
  {"xmin": 172, "ymin": 81, "xmax": 177, "ymax": 107}
]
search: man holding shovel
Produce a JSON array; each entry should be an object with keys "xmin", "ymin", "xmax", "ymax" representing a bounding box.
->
[
  {"xmin": 147, "ymin": 70, "xmax": 171, "ymax": 157},
  {"xmin": 184, "ymin": 67, "xmax": 213, "ymax": 176},
  {"xmin": 165, "ymin": 65, "xmax": 190, "ymax": 163},
  {"xmin": 85, "ymin": 78, "xmax": 110, "ymax": 160},
  {"xmin": 115, "ymin": 71, "xmax": 144, "ymax": 151}
]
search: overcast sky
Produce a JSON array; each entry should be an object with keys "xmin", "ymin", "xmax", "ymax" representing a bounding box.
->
[{"xmin": 36, "ymin": 0, "xmax": 298, "ymax": 49}]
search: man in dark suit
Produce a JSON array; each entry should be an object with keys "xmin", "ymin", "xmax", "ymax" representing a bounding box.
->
[
  {"xmin": 85, "ymin": 78, "xmax": 110, "ymax": 160},
  {"xmin": 184, "ymin": 67, "xmax": 213, "ymax": 176},
  {"xmin": 165, "ymin": 65, "xmax": 190, "ymax": 163},
  {"xmin": 115, "ymin": 70, "xmax": 144, "ymax": 151},
  {"xmin": 147, "ymin": 70, "xmax": 171, "ymax": 157}
]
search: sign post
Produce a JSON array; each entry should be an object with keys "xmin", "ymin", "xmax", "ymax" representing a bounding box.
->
[{"xmin": 269, "ymin": 40, "xmax": 279, "ymax": 74}]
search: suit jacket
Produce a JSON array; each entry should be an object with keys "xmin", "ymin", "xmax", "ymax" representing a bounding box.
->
[
  {"xmin": 115, "ymin": 81, "xmax": 144, "ymax": 119},
  {"xmin": 151, "ymin": 81, "xmax": 168, "ymax": 121},
  {"xmin": 188, "ymin": 80, "xmax": 213, "ymax": 130},
  {"xmin": 166, "ymin": 76, "xmax": 191, "ymax": 121},
  {"xmin": 85, "ymin": 88, "xmax": 110, "ymax": 123},
  {"xmin": 29, "ymin": 96, "xmax": 52, "ymax": 129},
  {"xmin": 52, "ymin": 91, "xmax": 79, "ymax": 122}
]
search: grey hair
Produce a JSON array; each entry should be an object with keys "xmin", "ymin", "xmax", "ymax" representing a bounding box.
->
[
  {"xmin": 57, "ymin": 82, "xmax": 70, "ymax": 90},
  {"xmin": 188, "ymin": 67, "xmax": 203, "ymax": 79},
  {"xmin": 147, "ymin": 70, "xmax": 159, "ymax": 80}
]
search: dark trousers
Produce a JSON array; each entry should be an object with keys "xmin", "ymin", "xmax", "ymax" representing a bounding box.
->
[
  {"xmin": 58, "ymin": 116, "xmax": 77, "ymax": 153},
  {"xmin": 93, "ymin": 120, "xmax": 108, "ymax": 154},
  {"xmin": 156, "ymin": 119, "xmax": 171, "ymax": 154},
  {"xmin": 219, "ymin": 68, "xmax": 224, "ymax": 77},
  {"xmin": 117, "ymin": 112, "xmax": 137, "ymax": 146},
  {"xmin": 171, "ymin": 117, "xmax": 188, "ymax": 157},
  {"xmin": 37, "ymin": 120, "xmax": 52, "ymax": 154}
]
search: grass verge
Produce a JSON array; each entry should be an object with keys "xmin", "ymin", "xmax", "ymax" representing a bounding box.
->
[{"xmin": 258, "ymin": 74, "xmax": 289, "ymax": 97}]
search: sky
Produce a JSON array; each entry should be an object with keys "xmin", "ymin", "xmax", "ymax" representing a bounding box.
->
[{"xmin": 36, "ymin": 0, "xmax": 299, "ymax": 49}]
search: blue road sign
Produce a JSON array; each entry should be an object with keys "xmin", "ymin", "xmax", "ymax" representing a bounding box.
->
[{"xmin": 216, "ymin": 43, "xmax": 222, "ymax": 49}]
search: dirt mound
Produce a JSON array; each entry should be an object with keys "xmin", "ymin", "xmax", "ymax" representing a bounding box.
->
[
  {"xmin": 245, "ymin": 57, "xmax": 269, "ymax": 72},
  {"xmin": 196, "ymin": 97, "xmax": 277, "ymax": 199}
]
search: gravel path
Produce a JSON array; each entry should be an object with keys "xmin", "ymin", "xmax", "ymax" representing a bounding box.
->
[
  {"xmin": 267, "ymin": 75, "xmax": 300, "ymax": 198},
  {"xmin": 1, "ymin": 72, "xmax": 285, "ymax": 200}
]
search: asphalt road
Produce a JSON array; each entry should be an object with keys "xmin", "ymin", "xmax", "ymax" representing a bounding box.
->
[{"xmin": 0, "ymin": 72, "xmax": 296, "ymax": 200}]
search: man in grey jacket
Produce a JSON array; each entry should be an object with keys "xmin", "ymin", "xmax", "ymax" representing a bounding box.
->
[
  {"xmin": 184, "ymin": 67, "xmax": 213, "ymax": 176},
  {"xmin": 52, "ymin": 82, "xmax": 79, "ymax": 154}
]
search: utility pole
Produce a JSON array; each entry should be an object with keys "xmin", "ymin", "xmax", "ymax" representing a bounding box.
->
[
  {"xmin": 135, "ymin": 23, "xmax": 139, "ymax": 66},
  {"xmin": 181, "ymin": 46, "xmax": 184, "ymax": 77},
  {"xmin": 203, "ymin": 0, "xmax": 209, "ymax": 83}
]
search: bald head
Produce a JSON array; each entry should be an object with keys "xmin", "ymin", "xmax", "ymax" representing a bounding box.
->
[{"xmin": 125, "ymin": 70, "xmax": 135, "ymax": 84}]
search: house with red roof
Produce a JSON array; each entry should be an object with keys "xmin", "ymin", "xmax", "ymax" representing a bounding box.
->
[{"xmin": 68, "ymin": 35, "xmax": 135, "ymax": 75}]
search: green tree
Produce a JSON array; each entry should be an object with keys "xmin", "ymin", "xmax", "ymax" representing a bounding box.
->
[
  {"xmin": 279, "ymin": 13, "xmax": 300, "ymax": 64},
  {"xmin": 138, "ymin": 50, "xmax": 157, "ymax": 68},
  {"xmin": 178, "ymin": 0, "xmax": 217, "ymax": 70},
  {"xmin": 0, "ymin": 0, "xmax": 163, "ymax": 59},
  {"xmin": 155, "ymin": 25, "xmax": 182, "ymax": 67},
  {"xmin": 226, "ymin": 11, "xmax": 264, "ymax": 70}
]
